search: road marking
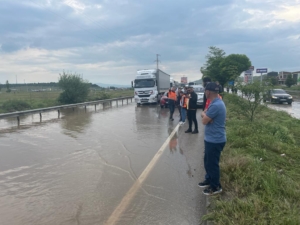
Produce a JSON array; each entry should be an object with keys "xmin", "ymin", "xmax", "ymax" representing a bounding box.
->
[{"xmin": 104, "ymin": 124, "xmax": 180, "ymax": 225}]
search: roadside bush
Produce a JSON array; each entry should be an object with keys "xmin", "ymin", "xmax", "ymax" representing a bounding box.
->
[
  {"xmin": 2, "ymin": 100, "xmax": 31, "ymax": 112},
  {"xmin": 58, "ymin": 72, "xmax": 90, "ymax": 104}
]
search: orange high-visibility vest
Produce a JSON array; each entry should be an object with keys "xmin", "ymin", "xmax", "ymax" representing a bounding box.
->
[
  {"xmin": 168, "ymin": 91, "xmax": 177, "ymax": 101},
  {"xmin": 180, "ymin": 96, "xmax": 188, "ymax": 108}
]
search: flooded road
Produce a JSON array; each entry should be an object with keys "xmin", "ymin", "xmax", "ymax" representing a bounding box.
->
[
  {"xmin": 267, "ymin": 101, "xmax": 300, "ymax": 119},
  {"xmin": 0, "ymin": 103, "xmax": 206, "ymax": 225},
  {"xmin": 266, "ymin": 87, "xmax": 300, "ymax": 119}
]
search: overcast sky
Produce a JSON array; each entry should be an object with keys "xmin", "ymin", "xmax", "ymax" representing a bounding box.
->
[{"xmin": 0, "ymin": 0, "xmax": 299, "ymax": 85}]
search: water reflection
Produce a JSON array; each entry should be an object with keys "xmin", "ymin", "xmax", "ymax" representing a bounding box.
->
[
  {"xmin": 60, "ymin": 108, "xmax": 92, "ymax": 138},
  {"xmin": 267, "ymin": 101, "xmax": 300, "ymax": 119},
  {"xmin": 168, "ymin": 127, "xmax": 178, "ymax": 153}
]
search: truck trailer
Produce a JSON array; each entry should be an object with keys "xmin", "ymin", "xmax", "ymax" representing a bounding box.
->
[{"xmin": 133, "ymin": 69, "xmax": 171, "ymax": 105}]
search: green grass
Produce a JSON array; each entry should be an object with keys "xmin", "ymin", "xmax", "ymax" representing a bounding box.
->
[
  {"xmin": 0, "ymin": 89, "xmax": 133, "ymax": 113},
  {"xmin": 202, "ymin": 94, "xmax": 300, "ymax": 225}
]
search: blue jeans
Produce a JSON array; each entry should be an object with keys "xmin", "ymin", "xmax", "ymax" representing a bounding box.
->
[
  {"xmin": 181, "ymin": 108, "xmax": 187, "ymax": 122},
  {"xmin": 204, "ymin": 141, "xmax": 226, "ymax": 189}
]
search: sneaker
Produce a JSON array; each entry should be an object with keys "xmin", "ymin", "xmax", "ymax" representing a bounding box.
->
[
  {"xmin": 192, "ymin": 129, "xmax": 199, "ymax": 134},
  {"xmin": 171, "ymin": 118, "xmax": 174, "ymax": 121},
  {"xmin": 181, "ymin": 122, "xmax": 185, "ymax": 125},
  {"xmin": 198, "ymin": 180, "xmax": 210, "ymax": 188},
  {"xmin": 202, "ymin": 186, "xmax": 222, "ymax": 196},
  {"xmin": 185, "ymin": 129, "xmax": 192, "ymax": 133}
]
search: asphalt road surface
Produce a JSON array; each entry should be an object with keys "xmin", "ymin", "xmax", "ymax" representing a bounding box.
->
[{"xmin": 0, "ymin": 102, "xmax": 207, "ymax": 225}]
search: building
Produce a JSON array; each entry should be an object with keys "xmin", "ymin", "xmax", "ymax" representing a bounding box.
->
[
  {"xmin": 293, "ymin": 71, "xmax": 300, "ymax": 85},
  {"xmin": 277, "ymin": 71, "xmax": 299, "ymax": 85}
]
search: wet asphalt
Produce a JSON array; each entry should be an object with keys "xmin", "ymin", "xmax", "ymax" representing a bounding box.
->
[{"xmin": 0, "ymin": 102, "xmax": 207, "ymax": 225}]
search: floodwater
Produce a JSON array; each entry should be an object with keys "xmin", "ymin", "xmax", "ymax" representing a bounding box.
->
[
  {"xmin": 0, "ymin": 102, "xmax": 206, "ymax": 225},
  {"xmin": 267, "ymin": 100, "xmax": 300, "ymax": 119}
]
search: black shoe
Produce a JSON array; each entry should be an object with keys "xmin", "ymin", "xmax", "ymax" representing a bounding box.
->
[
  {"xmin": 198, "ymin": 180, "xmax": 210, "ymax": 188},
  {"xmin": 192, "ymin": 129, "xmax": 199, "ymax": 134},
  {"xmin": 171, "ymin": 118, "xmax": 174, "ymax": 121},
  {"xmin": 185, "ymin": 129, "xmax": 192, "ymax": 133},
  {"xmin": 202, "ymin": 186, "xmax": 222, "ymax": 196}
]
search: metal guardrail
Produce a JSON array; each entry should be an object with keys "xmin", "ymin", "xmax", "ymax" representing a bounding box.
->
[{"xmin": 0, "ymin": 96, "xmax": 134, "ymax": 125}]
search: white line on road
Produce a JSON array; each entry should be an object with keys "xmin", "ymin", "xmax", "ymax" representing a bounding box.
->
[{"xmin": 104, "ymin": 124, "xmax": 180, "ymax": 225}]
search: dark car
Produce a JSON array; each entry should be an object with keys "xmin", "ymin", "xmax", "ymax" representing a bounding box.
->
[
  {"xmin": 160, "ymin": 92, "xmax": 169, "ymax": 108},
  {"xmin": 264, "ymin": 89, "xmax": 293, "ymax": 104}
]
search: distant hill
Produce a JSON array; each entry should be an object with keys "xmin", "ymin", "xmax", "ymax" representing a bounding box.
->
[{"xmin": 96, "ymin": 83, "xmax": 131, "ymax": 88}]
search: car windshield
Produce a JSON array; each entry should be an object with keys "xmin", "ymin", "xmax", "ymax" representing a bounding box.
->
[
  {"xmin": 134, "ymin": 79, "xmax": 155, "ymax": 88},
  {"xmin": 272, "ymin": 89, "xmax": 287, "ymax": 94}
]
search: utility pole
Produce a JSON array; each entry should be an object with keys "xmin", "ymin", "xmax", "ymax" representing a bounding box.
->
[{"xmin": 154, "ymin": 54, "xmax": 160, "ymax": 70}]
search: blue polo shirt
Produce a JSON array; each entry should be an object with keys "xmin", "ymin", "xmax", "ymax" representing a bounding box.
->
[{"xmin": 205, "ymin": 98, "xmax": 226, "ymax": 143}]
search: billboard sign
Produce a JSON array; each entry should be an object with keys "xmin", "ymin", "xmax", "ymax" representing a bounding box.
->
[
  {"xmin": 256, "ymin": 68, "xmax": 268, "ymax": 73},
  {"xmin": 244, "ymin": 70, "xmax": 253, "ymax": 75},
  {"xmin": 181, "ymin": 77, "xmax": 188, "ymax": 84}
]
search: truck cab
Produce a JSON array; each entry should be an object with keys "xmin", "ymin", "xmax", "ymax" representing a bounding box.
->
[{"xmin": 133, "ymin": 69, "xmax": 170, "ymax": 106}]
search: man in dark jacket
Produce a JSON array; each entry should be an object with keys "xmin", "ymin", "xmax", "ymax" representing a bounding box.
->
[
  {"xmin": 185, "ymin": 87, "xmax": 198, "ymax": 134},
  {"xmin": 202, "ymin": 77, "xmax": 212, "ymax": 111}
]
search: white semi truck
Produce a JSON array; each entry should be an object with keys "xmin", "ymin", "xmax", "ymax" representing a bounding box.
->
[{"xmin": 133, "ymin": 69, "xmax": 171, "ymax": 105}]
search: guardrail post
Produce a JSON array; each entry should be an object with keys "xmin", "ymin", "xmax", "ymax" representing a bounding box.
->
[
  {"xmin": 39, "ymin": 113, "xmax": 42, "ymax": 122},
  {"xmin": 131, "ymin": 98, "xmax": 132, "ymax": 103},
  {"xmin": 122, "ymin": 99, "xmax": 123, "ymax": 106},
  {"xmin": 17, "ymin": 116, "xmax": 20, "ymax": 126},
  {"xmin": 95, "ymin": 104, "xmax": 97, "ymax": 111},
  {"xmin": 127, "ymin": 98, "xmax": 128, "ymax": 104},
  {"xmin": 58, "ymin": 110, "xmax": 60, "ymax": 118}
]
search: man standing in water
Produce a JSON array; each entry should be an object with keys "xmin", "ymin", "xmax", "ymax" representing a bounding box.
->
[
  {"xmin": 167, "ymin": 87, "xmax": 177, "ymax": 121},
  {"xmin": 199, "ymin": 82, "xmax": 226, "ymax": 196}
]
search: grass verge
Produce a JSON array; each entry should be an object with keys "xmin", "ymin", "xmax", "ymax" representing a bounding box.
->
[
  {"xmin": 202, "ymin": 94, "xmax": 300, "ymax": 225},
  {"xmin": 0, "ymin": 89, "xmax": 133, "ymax": 113}
]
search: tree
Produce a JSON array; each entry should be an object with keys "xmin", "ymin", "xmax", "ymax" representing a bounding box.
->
[
  {"xmin": 221, "ymin": 54, "xmax": 251, "ymax": 86},
  {"xmin": 201, "ymin": 47, "xmax": 251, "ymax": 87},
  {"xmin": 285, "ymin": 75, "xmax": 296, "ymax": 88},
  {"xmin": 58, "ymin": 72, "xmax": 90, "ymax": 104},
  {"xmin": 6, "ymin": 80, "xmax": 11, "ymax": 93},
  {"xmin": 235, "ymin": 81, "xmax": 269, "ymax": 122},
  {"xmin": 200, "ymin": 46, "xmax": 226, "ymax": 79}
]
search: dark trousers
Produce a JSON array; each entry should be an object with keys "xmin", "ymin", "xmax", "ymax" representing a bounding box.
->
[
  {"xmin": 187, "ymin": 109, "xmax": 198, "ymax": 130},
  {"xmin": 169, "ymin": 100, "xmax": 175, "ymax": 119},
  {"xmin": 178, "ymin": 105, "xmax": 182, "ymax": 121},
  {"xmin": 204, "ymin": 141, "xmax": 226, "ymax": 189}
]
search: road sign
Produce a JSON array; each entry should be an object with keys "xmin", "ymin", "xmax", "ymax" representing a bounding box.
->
[
  {"xmin": 249, "ymin": 66, "xmax": 254, "ymax": 71},
  {"xmin": 244, "ymin": 70, "xmax": 253, "ymax": 75},
  {"xmin": 256, "ymin": 68, "xmax": 268, "ymax": 73}
]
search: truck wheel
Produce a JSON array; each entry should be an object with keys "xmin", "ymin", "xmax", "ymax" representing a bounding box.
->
[
  {"xmin": 160, "ymin": 105, "xmax": 164, "ymax": 109},
  {"xmin": 288, "ymin": 101, "xmax": 292, "ymax": 105}
]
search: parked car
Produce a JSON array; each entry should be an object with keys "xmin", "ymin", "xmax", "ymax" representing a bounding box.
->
[
  {"xmin": 197, "ymin": 91, "xmax": 204, "ymax": 107},
  {"xmin": 160, "ymin": 91, "xmax": 169, "ymax": 108},
  {"xmin": 264, "ymin": 89, "xmax": 293, "ymax": 104}
]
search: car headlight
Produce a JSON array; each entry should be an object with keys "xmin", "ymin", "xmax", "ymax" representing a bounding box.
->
[
  {"xmin": 272, "ymin": 96, "xmax": 278, "ymax": 99},
  {"xmin": 288, "ymin": 96, "xmax": 293, "ymax": 99}
]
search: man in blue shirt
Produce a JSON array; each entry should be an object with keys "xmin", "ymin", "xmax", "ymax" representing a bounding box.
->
[{"xmin": 199, "ymin": 82, "xmax": 226, "ymax": 196}]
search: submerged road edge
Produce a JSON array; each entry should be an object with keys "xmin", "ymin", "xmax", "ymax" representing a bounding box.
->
[{"xmin": 104, "ymin": 123, "xmax": 181, "ymax": 225}]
